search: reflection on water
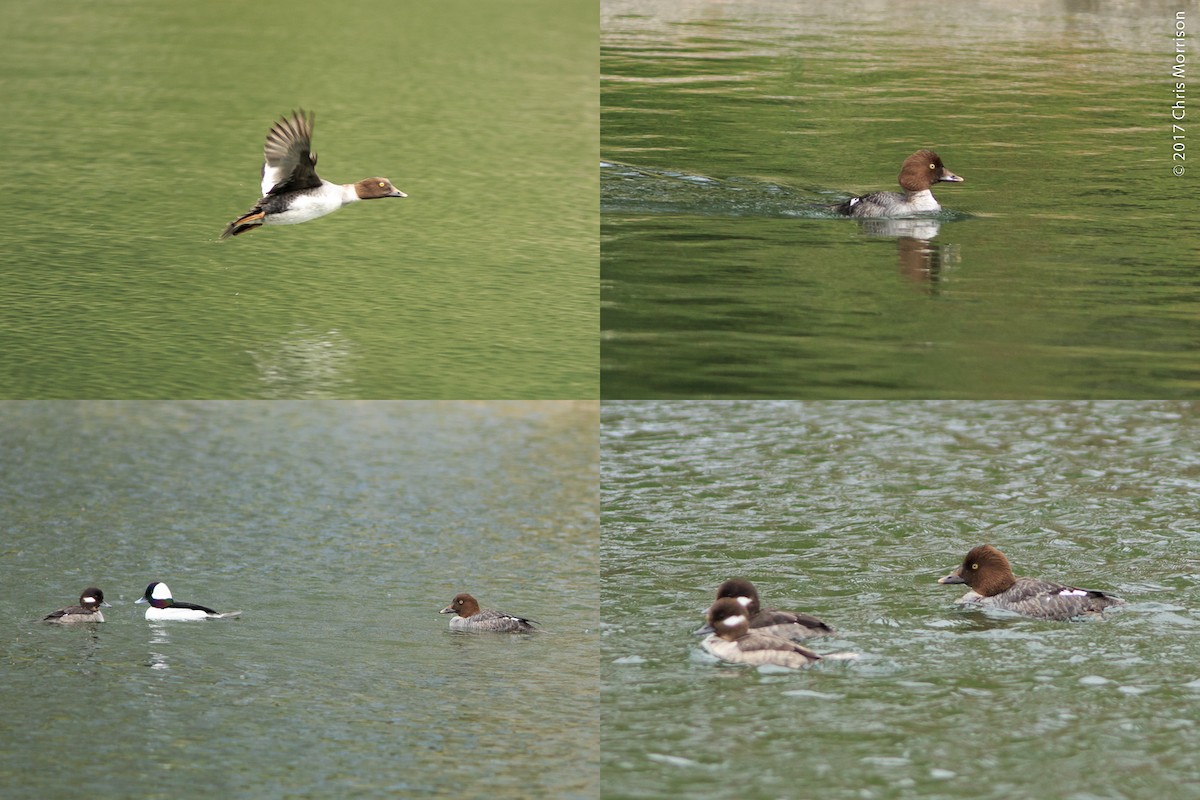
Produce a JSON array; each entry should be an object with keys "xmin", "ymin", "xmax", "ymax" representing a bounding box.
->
[
  {"xmin": 248, "ymin": 328, "xmax": 354, "ymax": 399},
  {"xmin": 147, "ymin": 624, "xmax": 171, "ymax": 671},
  {"xmin": 881, "ymin": 231, "xmax": 960, "ymax": 291}
]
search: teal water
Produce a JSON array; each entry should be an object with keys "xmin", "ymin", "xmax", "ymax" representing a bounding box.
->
[
  {"xmin": 0, "ymin": 0, "xmax": 597, "ymax": 399},
  {"xmin": 601, "ymin": 1, "xmax": 1199, "ymax": 398},
  {"xmin": 0, "ymin": 402, "xmax": 598, "ymax": 798},
  {"xmin": 602, "ymin": 400, "xmax": 1200, "ymax": 799}
]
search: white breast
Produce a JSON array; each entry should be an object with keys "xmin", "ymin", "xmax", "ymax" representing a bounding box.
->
[{"xmin": 904, "ymin": 189, "xmax": 941, "ymax": 213}]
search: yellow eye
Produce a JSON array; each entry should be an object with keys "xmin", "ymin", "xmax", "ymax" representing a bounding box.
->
[
  {"xmin": 379, "ymin": 182, "xmax": 386, "ymax": 188},
  {"xmin": 929, "ymin": 163, "xmax": 936, "ymax": 170},
  {"xmin": 970, "ymin": 562, "xmax": 979, "ymax": 570}
]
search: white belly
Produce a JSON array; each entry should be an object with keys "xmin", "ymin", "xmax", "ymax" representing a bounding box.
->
[
  {"xmin": 145, "ymin": 607, "xmax": 210, "ymax": 621},
  {"xmin": 265, "ymin": 182, "xmax": 349, "ymax": 226}
]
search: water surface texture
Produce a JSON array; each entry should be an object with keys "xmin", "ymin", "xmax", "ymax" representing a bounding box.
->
[
  {"xmin": 1, "ymin": 402, "xmax": 598, "ymax": 798},
  {"xmin": 602, "ymin": 1, "xmax": 1198, "ymax": 398},
  {"xmin": 0, "ymin": 0, "xmax": 596, "ymax": 398},
  {"xmin": 603, "ymin": 401, "xmax": 1200, "ymax": 799}
]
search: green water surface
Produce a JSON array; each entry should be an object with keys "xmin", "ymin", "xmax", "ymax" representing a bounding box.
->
[{"xmin": 602, "ymin": 1, "xmax": 1199, "ymax": 398}]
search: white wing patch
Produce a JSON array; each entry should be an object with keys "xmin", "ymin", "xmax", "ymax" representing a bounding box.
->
[
  {"xmin": 261, "ymin": 165, "xmax": 285, "ymax": 197},
  {"xmin": 1056, "ymin": 588, "xmax": 1089, "ymax": 597}
]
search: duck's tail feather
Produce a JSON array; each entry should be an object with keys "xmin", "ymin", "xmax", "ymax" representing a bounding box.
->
[{"xmin": 220, "ymin": 209, "xmax": 266, "ymax": 239}]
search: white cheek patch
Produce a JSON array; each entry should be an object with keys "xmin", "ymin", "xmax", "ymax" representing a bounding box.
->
[
  {"xmin": 720, "ymin": 614, "xmax": 748, "ymax": 629},
  {"xmin": 736, "ymin": 596, "xmax": 752, "ymax": 608},
  {"xmin": 151, "ymin": 583, "xmax": 173, "ymax": 600},
  {"xmin": 1057, "ymin": 588, "xmax": 1089, "ymax": 597},
  {"xmin": 82, "ymin": 596, "xmax": 96, "ymax": 604}
]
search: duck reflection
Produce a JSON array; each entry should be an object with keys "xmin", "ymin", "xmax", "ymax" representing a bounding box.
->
[{"xmin": 856, "ymin": 218, "xmax": 960, "ymax": 291}]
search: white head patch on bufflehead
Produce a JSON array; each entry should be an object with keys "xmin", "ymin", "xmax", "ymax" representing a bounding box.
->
[
  {"xmin": 221, "ymin": 109, "xmax": 407, "ymax": 239},
  {"xmin": 716, "ymin": 610, "xmax": 748, "ymax": 632}
]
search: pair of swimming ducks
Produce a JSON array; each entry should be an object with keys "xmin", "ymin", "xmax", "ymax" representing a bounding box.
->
[
  {"xmin": 44, "ymin": 583, "xmax": 536, "ymax": 633},
  {"xmin": 41, "ymin": 582, "xmax": 239, "ymax": 623},
  {"xmin": 697, "ymin": 544, "xmax": 1126, "ymax": 669}
]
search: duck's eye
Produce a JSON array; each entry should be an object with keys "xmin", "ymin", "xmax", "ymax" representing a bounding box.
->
[
  {"xmin": 970, "ymin": 562, "xmax": 979, "ymax": 570},
  {"xmin": 379, "ymin": 181, "xmax": 386, "ymax": 188},
  {"xmin": 929, "ymin": 163, "xmax": 936, "ymax": 170}
]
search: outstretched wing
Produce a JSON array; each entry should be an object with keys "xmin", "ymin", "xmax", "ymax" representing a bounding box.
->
[{"xmin": 261, "ymin": 109, "xmax": 321, "ymax": 196}]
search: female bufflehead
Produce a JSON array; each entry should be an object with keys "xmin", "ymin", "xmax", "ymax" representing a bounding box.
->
[
  {"xmin": 938, "ymin": 544, "xmax": 1125, "ymax": 620},
  {"xmin": 221, "ymin": 109, "xmax": 406, "ymax": 238},
  {"xmin": 439, "ymin": 593, "xmax": 537, "ymax": 633},
  {"xmin": 700, "ymin": 578, "xmax": 834, "ymax": 640},
  {"xmin": 43, "ymin": 587, "xmax": 110, "ymax": 624},
  {"xmin": 698, "ymin": 597, "xmax": 822, "ymax": 669},
  {"xmin": 136, "ymin": 581, "xmax": 241, "ymax": 621}
]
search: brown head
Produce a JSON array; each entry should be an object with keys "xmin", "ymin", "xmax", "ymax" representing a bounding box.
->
[
  {"xmin": 354, "ymin": 178, "xmax": 407, "ymax": 200},
  {"xmin": 937, "ymin": 544, "xmax": 1017, "ymax": 597},
  {"xmin": 898, "ymin": 149, "xmax": 963, "ymax": 193},
  {"xmin": 713, "ymin": 578, "xmax": 762, "ymax": 615},
  {"xmin": 439, "ymin": 592, "xmax": 480, "ymax": 618},
  {"xmin": 79, "ymin": 587, "xmax": 109, "ymax": 612},
  {"xmin": 706, "ymin": 597, "xmax": 752, "ymax": 641}
]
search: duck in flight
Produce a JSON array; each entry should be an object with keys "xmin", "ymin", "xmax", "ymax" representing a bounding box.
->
[{"xmin": 221, "ymin": 109, "xmax": 406, "ymax": 239}]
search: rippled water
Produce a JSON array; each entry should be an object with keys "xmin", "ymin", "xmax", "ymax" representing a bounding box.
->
[
  {"xmin": 602, "ymin": 401, "xmax": 1200, "ymax": 799},
  {"xmin": 1, "ymin": 402, "xmax": 598, "ymax": 798},
  {"xmin": 602, "ymin": 0, "xmax": 1199, "ymax": 398}
]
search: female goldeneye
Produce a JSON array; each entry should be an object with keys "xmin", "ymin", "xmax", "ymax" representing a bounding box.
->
[
  {"xmin": 695, "ymin": 578, "xmax": 833, "ymax": 640},
  {"xmin": 832, "ymin": 149, "xmax": 963, "ymax": 218},
  {"xmin": 439, "ymin": 593, "xmax": 537, "ymax": 633},
  {"xmin": 135, "ymin": 581, "xmax": 242, "ymax": 621},
  {"xmin": 43, "ymin": 587, "xmax": 110, "ymax": 624},
  {"xmin": 698, "ymin": 598, "xmax": 822, "ymax": 669},
  {"xmin": 937, "ymin": 544, "xmax": 1125, "ymax": 620},
  {"xmin": 221, "ymin": 109, "xmax": 406, "ymax": 238}
]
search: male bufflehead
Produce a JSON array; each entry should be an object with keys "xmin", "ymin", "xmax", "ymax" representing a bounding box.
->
[
  {"xmin": 439, "ymin": 593, "xmax": 536, "ymax": 633},
  {"xmin": 221, "ymin": 109, "xmax": 407, "ymax": 238},
  {"xmin": 135, "ymin": 581, "xmax": 241, "ymax": 620},
  {"xmin": 43, "ymin": 587, "xmax": 111, "ymax": 624}
]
